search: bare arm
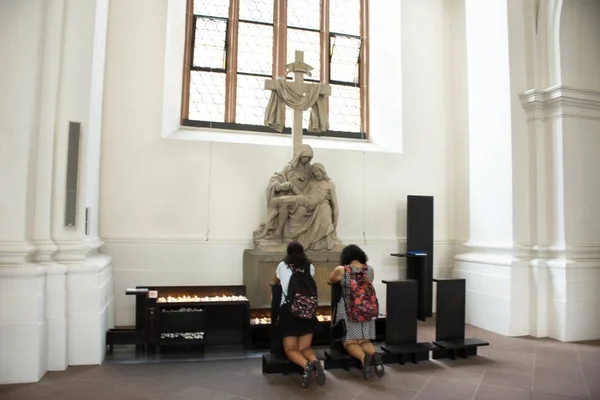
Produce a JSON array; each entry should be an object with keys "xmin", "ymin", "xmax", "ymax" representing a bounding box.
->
[
  {"xmin": 273, "ymin": 264, "xmax": 281, "ymax": 284},
  {"xmin": 329, "ymin": 266, "xmax": 345, "ymax": 284}
]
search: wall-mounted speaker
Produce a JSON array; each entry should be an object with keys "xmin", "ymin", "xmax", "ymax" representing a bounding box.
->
[
  {"xmin": 406, "ymin": 195, "xmax": 434, "ymax": 318},
  {"xmin": 64, "ymin": 122, "xmax": 81, "ymax": 228},
  {"xmin": 85, "ymin": 207, "xmax": 90, "ymax": 235}
]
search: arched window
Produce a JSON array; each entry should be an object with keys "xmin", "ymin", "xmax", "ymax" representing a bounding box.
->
[{"xmin": 181, "ymin": 0, "xmax": 369, "ymax": 139}]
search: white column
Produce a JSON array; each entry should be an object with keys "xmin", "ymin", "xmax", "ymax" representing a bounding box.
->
[
  {"xmin": 0, "ymin": 0, "xmax": 48, "ymax": 384},
  {"xmin": 33, "ymin": 0, "xmax": 69, "ymax": 372},
  {"xmin": 0, "ymin": 0, "xmax": 113, "ymax": 383},
  {"xmin": 51, "ymin": 0, "xmax": 113, "ymax": 365},
  {"xmin": 454, "ymin": 0, "xmax": 530, "ymax": 337},
  {"xmin": 521, "ymin": 0, "xmax": 600, "ymax": 342}
]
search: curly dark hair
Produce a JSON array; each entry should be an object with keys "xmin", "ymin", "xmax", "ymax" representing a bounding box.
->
[
  {"xmin": 283, "ymin": 241, "xmax": 311, "ymax": 271},
  {"xmin": 340, "ymin": 244, "xmax": 368, "ymax": 265}
]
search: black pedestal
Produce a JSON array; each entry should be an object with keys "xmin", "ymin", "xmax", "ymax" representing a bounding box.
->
[
  {"xmin": 432, "ymin": 279, "xmax": 488, "ymax": 360},
  {"xmin": 262, "ymin": 353, "xmax": 302, "ymax": 375},
  {"xmin": 108, "ymin": 289, "xmax": 148, "ymax": 354},
  {"xmin": 324, "ymin": 349, "xmax": 363, "ymax": 370},
  {"xmin": 262, "ymin": 283, "xmax": 296, "ymax": 374},
  {"xmin": 269, "ymin": 284, "xmax": 284, "ymax": 354},
  {"xmin": 380, "ymin": 280, "xmax": 435, "ymax": 364},
  {"xmin": 324, "ymin": 282, "xmax": 352, "ymax": 370},
  {"xmin": 262, "ymin": 351, "xmax": 327, "ymax": 375},
  {"xmin": 406, "ymin": 195, "xmax": 434, "ymax": 318},
  {"xmin": 390, "ymin": 254, "xmax": 428, "ymax": 321}
]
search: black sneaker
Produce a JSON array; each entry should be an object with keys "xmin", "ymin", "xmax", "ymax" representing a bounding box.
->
[
  {"xmin": 372, "ymin": 353, "xmax": 385, "ymax": 378},
  {"xmin": 301, "ymin": 362, "xmax": 313, "ymax": 389},
  {"xmin": 362, "ymin": 353, "xmax": 373, "ymax": 381},
  {"xmin": 312, "ymin": 360, "xmax": 326, "ymax": 386}
]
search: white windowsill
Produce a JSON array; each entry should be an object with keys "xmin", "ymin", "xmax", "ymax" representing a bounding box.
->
[
  {"xmin": 164, "ymin": 126, "xmax": 400, "ymax": 153},
  {"xmin": 161, "ymin": 0, "xmax": 403, "ymax": 155}
]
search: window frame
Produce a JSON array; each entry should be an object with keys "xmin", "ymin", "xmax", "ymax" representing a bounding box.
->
[{"xmin": 181, "ymin": 0, "xmax": 369, "ymax": 140}]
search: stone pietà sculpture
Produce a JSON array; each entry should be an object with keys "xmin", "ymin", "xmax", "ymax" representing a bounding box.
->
[{"xmin": 253, "ymin": 144, "xmax": 342, "ymax": 252}]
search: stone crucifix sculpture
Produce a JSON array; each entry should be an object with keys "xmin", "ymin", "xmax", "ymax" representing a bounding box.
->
[{"xmin": 264, "ymin": 50, "xmax": 331, "ymax": 155}]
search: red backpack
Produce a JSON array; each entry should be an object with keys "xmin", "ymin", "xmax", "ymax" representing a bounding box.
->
[{"xmin": 344, "ymin": 265, "xmax": 378, "ymax": 322}]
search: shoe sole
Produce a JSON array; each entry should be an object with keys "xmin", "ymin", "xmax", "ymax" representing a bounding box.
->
[
  {"xmin": 373, "ymin": 354, "xmax": 385, "ymax": 378},
  {"xmin": 363, "ymin": 354, "xmax": 373, "ymax": 381},
  {"xmin": 302, "ymin": 365, "xmax": 313, "ymax": 389},
  {"xmin": 313, "ymin": 361, "xmax": 326, "ymax": 386}
]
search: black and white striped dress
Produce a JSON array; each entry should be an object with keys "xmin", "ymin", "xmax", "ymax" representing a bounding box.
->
[{"xmin": 334, "ymin": 265, "xmax": 376, "ymax": 341}]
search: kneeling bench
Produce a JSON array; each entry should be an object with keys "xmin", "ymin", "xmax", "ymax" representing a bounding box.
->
[
  {"xmin": 261, "ymin": 283, "xmax": 326, "ymax": 374},
  {"xmin": 432, "ymin": 279, "xmax": 489, "ymax": 360}
]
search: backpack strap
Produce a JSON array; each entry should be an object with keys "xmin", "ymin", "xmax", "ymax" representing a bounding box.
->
[
  {"xmin": 284, "ymin": 265, "xmax": 306, "ymax": 304},
  {"xmin": 284, "ymin": 266, "xmax": 296, "ymax": 304},
  {"xmin": 340, "ymin": 265, "xmax": 351, "ymax": 307}
]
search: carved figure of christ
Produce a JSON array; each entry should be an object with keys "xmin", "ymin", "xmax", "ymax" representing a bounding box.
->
[{"xmin": 265, "ymin": 51, "xmax": 331, "ymax": 155}]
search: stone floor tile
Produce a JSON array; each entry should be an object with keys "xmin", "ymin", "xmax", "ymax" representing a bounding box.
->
[
  {"xmin": 531, "ymin": 393, "xmax": 591, "ymax": 400},
  {"xmin": 356, "ymin": 384, "xmax": 418, "ymax": 400},
  {"xmin": 421, "ymin": 377, "xmax": 479, "ymax": 399},
  {"xmin": 481, "ymin": 371, "xmax": 532, "ymax": 391},
  {"xmin": 534, "ymin": 367, "xmax": 589, "ymax": 399},
  {"xmin": 474, "ymin": 384, "xmax": 530, "ymax": 400}
]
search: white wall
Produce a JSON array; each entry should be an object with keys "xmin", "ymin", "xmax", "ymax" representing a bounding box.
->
[
  {"xmin": 559, "ymin": 0, "xmax": 600, "ymax": 92},
  {"xmin": 456, "ymin": 0, "xmax": 600, "ymax": 342},
  {"xmin": 454, "ymin": 0, "xmax": 529, "ymax": 337},
  {"xmin": 99, "ymin": 0, "xmax": 466, "ymax": 326}
]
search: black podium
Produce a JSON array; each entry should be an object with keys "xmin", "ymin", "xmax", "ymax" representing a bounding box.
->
[
  {"xmin": 390, "ymin": 253, "xmax": 428, "ymax": 321},
  {"xmin": 380, "ymin": 280, "xmax": 435, "ymax": 364},
  {"xmin": 407, "ymin": 195, "xmax": 434, "ymax": 318},
  {"xmin": 432, "ymin": 279, "xmax": 488, "ymax": 359}
]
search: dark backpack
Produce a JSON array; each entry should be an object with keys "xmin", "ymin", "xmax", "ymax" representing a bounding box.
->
[
  {"xmin": 344, "ymin": 265, "xmax": 378, "ymax": 322},
  {"xmin": 286, "ymin": 266, "xmax": 318, "ymax": 319}
]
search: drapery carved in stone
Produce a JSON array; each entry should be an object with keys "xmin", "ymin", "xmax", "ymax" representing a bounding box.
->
[{"xmin": 264, "ymin": 78, "xmax": 329, "ymax": 133}]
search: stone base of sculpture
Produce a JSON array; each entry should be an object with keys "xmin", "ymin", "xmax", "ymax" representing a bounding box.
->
[
  {"xmin": 243, "ymin": 249, "xmax": 342, "ymax": 309},
  {"xmin": 253, "ymin": 239, "xmax": 344, "ymax": 254}
]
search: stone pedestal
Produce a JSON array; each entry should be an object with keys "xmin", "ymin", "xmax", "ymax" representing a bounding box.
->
[{"xmin": 243, "ymin": 249, "xmax": 342, "ymax": 309}]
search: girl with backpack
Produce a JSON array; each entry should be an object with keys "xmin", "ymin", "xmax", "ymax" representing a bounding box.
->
[
  {"xmin": 329, "ymin": 244, "xmax": 384, "ymax": 380},
  {"xmin": 274, "ymin": 241, "xmax": 326, "ymax": 388}
]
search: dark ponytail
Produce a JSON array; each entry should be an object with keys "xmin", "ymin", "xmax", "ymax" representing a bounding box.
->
[{"xmin": 283, "ymin": 241, "xmax": 311, "ymax": 272}]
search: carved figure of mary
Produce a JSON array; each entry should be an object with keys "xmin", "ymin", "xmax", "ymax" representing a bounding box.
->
[{"xmin": 255, "ymin": 144, "xmax": 313, "ymax": 241}]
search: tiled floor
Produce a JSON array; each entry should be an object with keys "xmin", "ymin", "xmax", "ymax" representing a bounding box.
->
[{"xmin": 1, "ymin": 324, "xmax": 599, "ymax": 400}]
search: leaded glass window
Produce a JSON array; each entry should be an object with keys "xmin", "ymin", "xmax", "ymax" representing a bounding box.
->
[{"xmin": 183, "ymin": 0, "xmax": 369, "ymax": 138}]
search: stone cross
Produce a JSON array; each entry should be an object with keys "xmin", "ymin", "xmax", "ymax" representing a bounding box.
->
[{"xmin": 265, "ymin": 50, "xmax": 331, "ymax": 154}]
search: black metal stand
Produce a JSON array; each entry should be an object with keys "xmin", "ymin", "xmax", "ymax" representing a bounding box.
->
[
  {"xmin": 390, "ymin": 253, "xmax": 428, "ymax": 321},
  {"xmin": 432, "ymin": 279, "xmax": 489, "ymax": 359},
  {"xmin": 380, "ymin": 280, "xmax": 435, "ymax": 364},
  {"xmin": 406, "ymin": 195, "xmax": 434, "ymax": 318},
  {"xmin": 106, "ymin": 289, "xmax": 148, "ymax": 354}
]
